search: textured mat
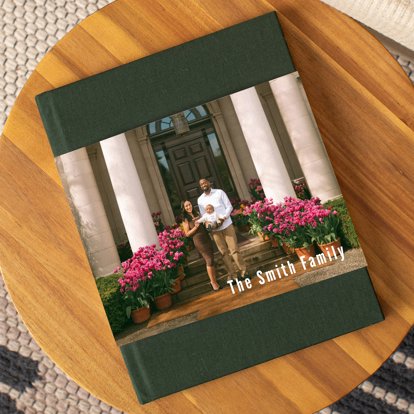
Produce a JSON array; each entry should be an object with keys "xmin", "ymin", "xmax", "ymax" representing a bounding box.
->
[
  {"xmin": 1, "ymin": 1, "xmax": 414, "ymax": 413},
  {"xmin": 322, "ymin": 0, "xmax": 414, "ymax": 51}
]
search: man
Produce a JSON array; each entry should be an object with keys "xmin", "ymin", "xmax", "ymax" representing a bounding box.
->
[{"xmin": 197, "ymin": 178, "xmax": 248, "ymax": 281}]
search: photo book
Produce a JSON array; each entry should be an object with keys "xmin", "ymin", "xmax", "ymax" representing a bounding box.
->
[{"xmin": 36, "ymin": 12, "xmax": 384, "ymax": 404}]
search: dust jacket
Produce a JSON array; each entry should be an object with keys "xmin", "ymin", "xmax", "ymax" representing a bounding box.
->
[{"xmin": 36, "ymin": 12, "xmax": 383, "ymax": 404}]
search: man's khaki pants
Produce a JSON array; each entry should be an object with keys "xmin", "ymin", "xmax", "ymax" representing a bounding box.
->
[{"xmin": 212, "ymin": 224, "xmax": 247, "ymax": 278}]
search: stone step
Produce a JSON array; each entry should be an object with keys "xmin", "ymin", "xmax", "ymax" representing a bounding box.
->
[
  {"xmin": 175, "ymin": 237, "xmax": 290, "ymax": 303},
  {"xmin": 185, "ymin": 239, "xmax": 277, "ymax": 276},
  {"xmin": 175, "ymin": 272, "xmax": 230, "ymax": 302},
  {"xmin": 183, "ymin": 247, "xmax": 282, "ymax": 287},
  {"xmin": 181, "ymin": 267, "xmax": 226, "ymax": 288},
  {"xmin": 175, "ymin": 253, "xmax": 295, "ymax": 302}
]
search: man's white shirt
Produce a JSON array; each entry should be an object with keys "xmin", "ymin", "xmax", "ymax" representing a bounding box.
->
[{"xmin": 197, "ymin": 189, "xmax": 233, "ymax": 231}]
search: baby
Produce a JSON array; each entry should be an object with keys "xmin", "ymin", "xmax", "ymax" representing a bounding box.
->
[{"xmin": 196, "ymin": 204, "xmax": 225, "ymax": 231}]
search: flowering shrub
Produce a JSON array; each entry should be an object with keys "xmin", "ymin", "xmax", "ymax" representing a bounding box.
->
[
  {"xmin": 249, "ymin": 178, "xmax": 266, "ymax": 201},
  {"xmin": 230, "ymin": 198, "xmax": 251, "ymax": 228},
  {"xmin": 116, "ymin": 244, "xmax": 176, "ymax": 312},
  {"xmin": 244, "ymin": 197, "xmax": 340, "ymax": 249},
  {"xmin": 292, "ymin": 178, "xmax": 311, "ymax": 200},
  {"xmin": 268, "ymin": 197, "xmax": 338, "ymax": 248},
  {"xmin": 243, "ymin": 198, "xmax": 276, "ymax": 236},
  {"xmin": 231, "ymin": 209, "xmax": 249, "ymax": 228},
  {"xmin": 158, "ymin": 227, "xmax": 186, "ymax": 266},
  {"xmin": 116, "ymin": 226, "xmax": 188, "ymax": 314},
  {"xmin": 310, "ymin": 209, "xmax": 340, "ymax": 244},
  {"xmin": 278, "ymin": 198, "xmax": 321, "ymax": 248},
  {"xmin": 116, "ymin": 245, "xmax": 155, "ymax": 311}
]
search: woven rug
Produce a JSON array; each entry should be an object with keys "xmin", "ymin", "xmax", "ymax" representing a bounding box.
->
[{"xmin": 1, "ymin": 1, "xmax": 413, "ymax": 413}]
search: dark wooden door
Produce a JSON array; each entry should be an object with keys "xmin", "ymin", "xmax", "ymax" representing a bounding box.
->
[
  {"xmin": 153, "ymin": 125, "xmax": 237, "ymax": 215},
  {"xmin": 166, "ymin": 131, "xmax": 219, "ymax": 206}
]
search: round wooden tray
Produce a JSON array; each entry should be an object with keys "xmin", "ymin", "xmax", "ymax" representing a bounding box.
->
[{"xmin": 1, "ymin": 0, "xmax": 414, "ymax": 412}]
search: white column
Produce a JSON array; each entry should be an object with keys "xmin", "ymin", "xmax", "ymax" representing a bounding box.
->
[
  {"xmin": 230, "ymin": 87, "xmax": 296, "ymax": 203},
  {"xmin": 100, "ymin": 134, "xmax": 159, "ymax": 252},
  {"xmin": 135, "ymin": 128, "xmax": 176, "ymax": 225},
  {"xmin": 270, "ymin": 72, "xmax": 341, "ymax": 202},
  {"xmin": 57, "ymin": 148, "xmax": 120, "ymax": 277}
]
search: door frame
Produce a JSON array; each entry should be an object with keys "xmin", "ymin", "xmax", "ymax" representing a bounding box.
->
[
  {"xmin": 151, "ymin": 120, "xmax": 239, "ymax": 216},
  {"xmin": 135, "ymin": 101, "xmax": 250, "ymax": 225}
]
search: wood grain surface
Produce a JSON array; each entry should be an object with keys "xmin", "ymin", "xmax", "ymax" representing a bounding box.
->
[{"xmin": 1, "ymin": 0, "xmax": 414, "ymax": 412}]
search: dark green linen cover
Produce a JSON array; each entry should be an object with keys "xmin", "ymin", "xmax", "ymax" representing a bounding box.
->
[{"xmin": 36, "ymin": 12, "xmax": 294, "ymax": 156}]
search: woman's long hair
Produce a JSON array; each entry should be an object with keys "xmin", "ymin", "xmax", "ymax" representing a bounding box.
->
[{"xmin": 181, "ymin": 200, "xmax": 200, "ymax": 221}]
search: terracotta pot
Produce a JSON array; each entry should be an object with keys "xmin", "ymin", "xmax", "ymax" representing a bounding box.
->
[
  {"xmin": 171, "ymin": 278, "xmax": 182, "ymax": 294},
  {"xmin": 318, "ymin": 238, "xmax": 341, "ymax": 257},
  {"xmin": 177, "ymin": 264, "xmax": 185, "ymax": 281},
  {"xmin": 294, "ymin": 245, "xmax": 316, "ymax": 261},
  {"xmin": 270, "ymin": 238, "xmax": 279, "ymax": 248},
  {"xmin": 282, "ymin": 242, "xmax": 296, "ymax": 255},
  {"xmin": 154, "ymin": 293, "xmax": 172, "ymax": 310},
  {"xmin": 131, "ymin": 306, "xmax": 151, "ymax": 324},
  {"xmin": 257, "ymin": 232, "xmax": 270, "ymax": 242}
]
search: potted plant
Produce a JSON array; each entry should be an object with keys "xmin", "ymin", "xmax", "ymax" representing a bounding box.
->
[
  {"xmin": 269, "ymin": 197, "xmax": 322, "ymax": 260},
  {"xmin": 283, "ymin": 228, "xmax": 315, "ymax": 260},
  {"xmin": 117, "ymin": 245, "xmax": 159, "ymax": 320},
  {"xmin": 117, "ymin": 230, "xmax": 188, "ymax": 315},
  {"xmin": 117, "ymin": 252, "xmax": 154, "ymax": 324},
  {"xmin": 244, "ymin": 198, "xmax": 275, "ymax": 241},
  {"xmin": 250, "ymin": 220, "xmax": 267, "ymax": 241},
  {"xmin": 262, "ymin": 200, "xmax": 295, "ymax": 254},
  {"xmin": 171, "ymin": 277, "xmax": 182, "ymax": 294},
  {"xmin": 122, "ymin": 286, "xmax": 152, "ymax": 324},
  {"xmin": 158, "ymin": 227, "xmax": 186, "ymax": 281},
  {"xmin": 149, "ymin": 268, "xmax": 175, "ymax": 310},
  {"xmin": 230, "ymin": 198, "xmax": 251, "ymax": 233},
  {"xmin": 309, "ymin": 209, "xmax": 341, "ymax": 256}
]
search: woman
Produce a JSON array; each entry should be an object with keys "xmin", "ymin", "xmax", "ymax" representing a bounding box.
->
[{"xmin": 181, "ymin": 200, "xmax": 220, "ymax": 291}]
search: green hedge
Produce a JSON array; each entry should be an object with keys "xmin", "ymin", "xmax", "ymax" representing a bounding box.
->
[
  {"xmin": 324, "ymin": 197, "xmax": 360, "ymax": 249},
  {"xmin": 96, "ymin": 274, "xmax": 127, "ymax": 335}
]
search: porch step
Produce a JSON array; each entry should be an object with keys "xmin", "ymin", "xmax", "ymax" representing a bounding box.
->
[
  {"xmin": 176, "ymin": 254, "xmax": 294, "ymax": 302},
  {"xmin": 185, "ymin": 238, "xmax": 277, "ymax": 277},
  {"xmin": 176, "ymin": 243, "xmax": 294, "ymax": 302},
  {"xmin": 183, "ymin": 246, "xmax": 283, "ymax": 288}
]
